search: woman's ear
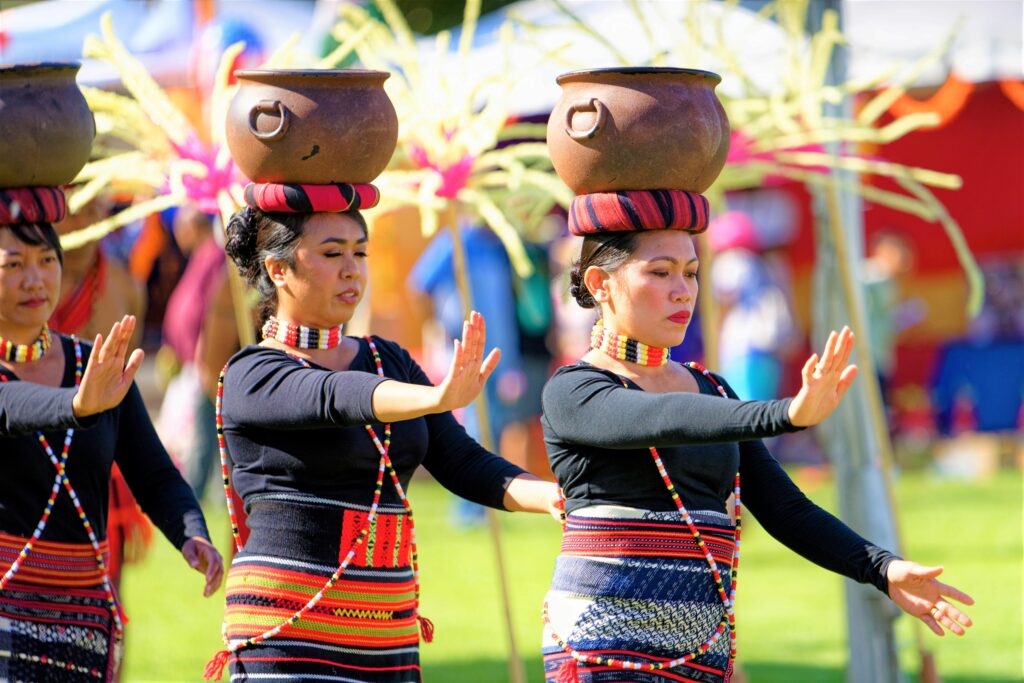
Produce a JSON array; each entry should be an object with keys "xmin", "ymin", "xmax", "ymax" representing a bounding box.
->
[
  {"xmin": 265, "ymin": 256, "xmax": 288, "ymax": 287},
  {"xmin": 584, "ymin": 265, "xmax": 610, "ymax": 304}
]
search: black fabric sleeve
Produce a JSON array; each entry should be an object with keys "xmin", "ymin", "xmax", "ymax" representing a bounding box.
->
[
  {"xmin": 390, "ymin": 343, "xmax": 527, "ymax": 510},
  {"xmin": 715, "ymin": 373, "xmax": 900, "ymax": 595},
  {"xmin": 0, "ymin": 383, "xmax": 99, "ymax": 436},
  {"xmin": 113, "ymin": 383, "xmax": 209, "ymax": 550},
  {"xmin": 223, "ymin": 347, "xmax": 388, "ymax": 429},
  {"xmin": 541, "ymin": 364, "xmax": 801, "ymax": 450}
]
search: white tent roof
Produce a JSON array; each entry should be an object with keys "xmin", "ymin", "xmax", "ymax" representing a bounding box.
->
[{"xmin": 419, "ymin": 0, "xmax": 1022, "ymax": 115}]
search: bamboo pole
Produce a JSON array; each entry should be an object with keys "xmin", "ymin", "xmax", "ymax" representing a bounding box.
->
[
  {"xmin": 446, "ymin": 213, "xmax": 528, "ymax": 683},
  {"xmin": 822, "ymin": 172, "xmax": 939, "ymax": 683}
]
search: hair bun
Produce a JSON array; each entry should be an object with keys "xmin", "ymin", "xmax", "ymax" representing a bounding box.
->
[
  {"xmin": 569, "ymin": 262, "xmax": 596, "ymax": 309},
  {"xmin": 225, "ymin": 207, "xmax": 261, "ymax": 283}
]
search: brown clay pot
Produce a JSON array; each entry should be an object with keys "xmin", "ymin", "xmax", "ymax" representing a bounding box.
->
[
  {"xmin": 547, "ymin": 67, "xmax": 730, "ymax": 195},
  {"xmin": 226, "ymin": 69, "xmax": 398, "ymax": 184},
  {"xmin": 0, "ymin": 63, "xmax": 95, "ymax": 188}
]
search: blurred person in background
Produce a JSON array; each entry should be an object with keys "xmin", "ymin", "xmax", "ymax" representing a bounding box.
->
[
  {"xmin": 158, "ymin": 204, "xmax": 239, "ymax": 502},
  {"xmin": 862, "ymin": 229, "xmax": 924, "ymax": 398},
  {"xmin": 408, "ymin": 220, "xmax": 526, "ymax": 525},
  {"xmin": 709, "ymin": 211, "xmax": 798, "ymax": 401}
]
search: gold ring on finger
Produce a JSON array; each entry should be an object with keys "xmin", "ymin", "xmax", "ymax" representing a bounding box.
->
[{"xmin": 930, "ymin": 607, "xmax": 942, "ymax": 620}]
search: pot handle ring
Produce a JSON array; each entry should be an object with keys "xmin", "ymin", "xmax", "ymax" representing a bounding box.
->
[
  {"xmin": 565, "ymin": 98, "xmax": 607, "ymax": 141},
  {"xmin": 248, "ymin": 100, "xmax": 290, "ymax": 142}
]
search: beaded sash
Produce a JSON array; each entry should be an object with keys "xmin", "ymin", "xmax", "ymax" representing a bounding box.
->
[
  {"xmin": 0, "ymin": 337, "xmax": 124, "ymax": 639},
  {"xmin": 206, "ymin": 337, "xmax": 431, "ymax": 681}
]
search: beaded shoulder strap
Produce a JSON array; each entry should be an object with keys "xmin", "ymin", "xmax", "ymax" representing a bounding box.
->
[
  {"xmin": 545, "ymin": 361, "xmax": 740, "ymax": 680},
  {"xmin": 0, "ymin": 337, "xmax": 125, "ymax": 639},
  {"xmin": 207, "ymin": 338, "xmax": 432, "ymax": 681}
]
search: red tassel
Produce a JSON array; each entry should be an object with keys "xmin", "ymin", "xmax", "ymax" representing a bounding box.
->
[
  {"xmin": 556, "ymin": 657, "xmax": 579, "ymax": 683},
  {"xmin": 417, "ymin": 614, "xmax": 435, "ymax": 643},
  {"xmin": 203, "ymin": 650, "xmax": 230, "ymax": 681}
]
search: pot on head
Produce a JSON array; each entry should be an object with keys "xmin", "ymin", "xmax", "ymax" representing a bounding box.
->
[
  {"xmin": 226, "ymin": 69, "xmax": 398, "ymax": 185},
  {"xmin": 547, "ymin": 67, "xmax": 730, "ymax": 195},
  {"xmin": 0, "ymin": 62, "xmax": 95, "ymax": 188}
]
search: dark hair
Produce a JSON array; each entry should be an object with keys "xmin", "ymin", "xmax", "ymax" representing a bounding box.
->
[
  {"xmin": 569, "ymin": 233, "xmax": 638, "ymax": 308},
  {"xmin": 224, "ymin": 207, "xmax": 368, "ymax": 323},
  {"xmin": 2, "ymin": 223, "xmax": 64, "ymax": 266}
]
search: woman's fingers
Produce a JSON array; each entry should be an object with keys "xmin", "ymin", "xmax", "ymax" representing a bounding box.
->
[
  {"xmin": 938, "ymin": 580, "xmax": 975, "ymax": 607},
  {"xmin": 475, "ymin": 312, "xmax": 486, "ymax": 362},
  {"xmin": 122, "ymin": 349, "xmax": 145, "ymax": 385},
  {"xmin": 114, "ymin": 315, "xmax": 134, "ymax": 366},
  {"xmin": 480, "ymin": 348, "xmax": 501, "ymax": 382},
  {"xmin": 802, "ymin": 353, "xmax": 817, "ymax": 384},
  {"xmin": 837, "ymin": 365, "xmax": 858, "ymax": 396},
  {"xmin": 819, "ymin": 330, "xmax": 839, "ymax": 371},
  {"xmin": 838, "ymin": 327, "xmax": 854, "ymax": 369},
  {"xmin": 921, "ymin": 612, "xmax": 945, "ymax": 636},
  {"xmin": 936, "ymin": 601, "xmax": 972, "ymax": 630}
]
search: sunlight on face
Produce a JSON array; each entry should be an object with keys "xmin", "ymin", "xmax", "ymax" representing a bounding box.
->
[
  {"xmin": 0, "ymin": 228, "xmax": 62, "ymax": 332},
  {"xmin": 603, "ymin": 231, "xmax": 700, "ymax": 348},
  {"xmin": 272, "ymin": 213, "xmax": 369, "ymax": 328}
]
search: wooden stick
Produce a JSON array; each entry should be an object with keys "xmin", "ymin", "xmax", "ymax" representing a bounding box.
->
[
  {"xmin": 447, "ymin": 215, "xmax": 528, "ymax": 683},
  {"xmin": 822, "ymin": 171, "xmax": 939, "ymax": 682}
]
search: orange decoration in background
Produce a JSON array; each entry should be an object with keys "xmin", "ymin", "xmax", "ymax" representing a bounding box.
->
[
  {"xmin": 890, "ymin": 72, "xmax": 974, "ymax": 128},
  {"xmin": 999, "ymin": 79, "xmax": 1024, "ymax": 112}
]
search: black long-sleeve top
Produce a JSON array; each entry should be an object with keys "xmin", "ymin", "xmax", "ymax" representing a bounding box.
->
[
  {"xmin": 542, "ymin": 361, "xmax": 899, "ymax": 594},
  {"xmin": 0, "ymin": 336, "xmax": 209, "ymax": 549},
  {"xmin": 220, "ymin": 336, "xmax": 527, "ymax": 511}
]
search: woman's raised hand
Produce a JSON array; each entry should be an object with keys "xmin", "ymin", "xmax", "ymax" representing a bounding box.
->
[
  {"xmin": 887, "ymin": 561, "xmax": 974, "ymax": 636},
  {"xmin": 434, "ymin": 311, "xmax": 501, "ymax": 413},
  {"xmin": 787, "ymin": 326, "xmax": 858, "ymax": 427},
  {"xmin": 72, "ymin": 315, "xmax": 145, "ymax": 418}
]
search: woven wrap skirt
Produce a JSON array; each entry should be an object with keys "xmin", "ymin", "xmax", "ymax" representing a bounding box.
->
[
  {"xmin": 542, "ymin": 506, "xmax": 736, "ymax": 683},
  {"xmin": 223, "ymin": 495, "xmax": 422, "ymax": 682},
  {"xmin": 0, "ymin": 532, "xmax": 121, "ymax": 682}
]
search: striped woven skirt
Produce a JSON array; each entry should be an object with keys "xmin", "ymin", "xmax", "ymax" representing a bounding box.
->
[
  {"xmin": 542, "ymin": 506, "xmax": 736, "ymax": 683},
  {"xmin": 0, "ymin": 532, "xmax": 121, "ymax": 682},
  {"xmin": 223, "ymin": 496, "xmax": 422, "ymax": 682}
]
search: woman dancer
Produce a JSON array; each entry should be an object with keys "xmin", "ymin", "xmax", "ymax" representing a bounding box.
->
[
  {"xmin": 204, "ymin": 191, "xmax": 557, "ymax": 682},
  {"xmin": 541, "ymin": 204, "xmax": 973, "ymax": 683},
  {"xmin": 0, "ymin": 196, "xmax": 223, "ymax": 682}
]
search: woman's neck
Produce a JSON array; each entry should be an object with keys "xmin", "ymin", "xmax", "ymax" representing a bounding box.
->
[{"xmin": 0, "ymin": 321, "xmax": 46, "ymax": 346}]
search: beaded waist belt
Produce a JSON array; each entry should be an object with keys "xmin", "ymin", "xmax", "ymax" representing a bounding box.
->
[{"xmin": 0, "ymin": 532, "xmax": 110, "ymax": 587}]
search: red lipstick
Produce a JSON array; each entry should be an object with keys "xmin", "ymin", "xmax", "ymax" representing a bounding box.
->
[{"xmin": 668, "ymin": 310, "xmax": 691, "ymax": 324}]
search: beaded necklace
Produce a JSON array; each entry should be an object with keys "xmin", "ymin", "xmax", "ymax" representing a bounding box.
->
[
  {"xmin": 545, "ymin": 361, "xmax": 740, "ymax": 680},
  {"xmin": 590, "ymin": 320, "xmax": 669, "ymax": 367},
  {"xmin": 261, "ymin": 316, "xmax": 343, "ymax": 350},
  {"xmin": 207, "ymin": 336, "xmax": 431, "ymax": 680},
  {"xmin": 0, "ymin": 337, "xmax": 124, "ymax": 638},
  {"xmin": 0, "ymin": 324, "xmax": 51, "ymax": 363}
]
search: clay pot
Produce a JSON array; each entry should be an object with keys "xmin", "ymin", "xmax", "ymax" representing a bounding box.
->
[
  {"xmin": 226, "ymin": 69, "xmax": 398, "ymax": 184},
  {"xmin": 0, "ymin": 63, "xmax": 95, "ymax": 188},
  {"xmin": 547, "ymin": 67, "xmax": 730, "ymax": 195}
]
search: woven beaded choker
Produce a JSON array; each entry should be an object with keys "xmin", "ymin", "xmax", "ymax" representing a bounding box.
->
[
  {"xmin": 261, "ymin": 316, "xmax": 343, "ymax": 350},
  {"xmin": 590, "ymin": 320, "xmax": 669, "ymax": 367},
  {"xmin": 0, "ymin": 325, "xmax": 51, "ymax": 363}
]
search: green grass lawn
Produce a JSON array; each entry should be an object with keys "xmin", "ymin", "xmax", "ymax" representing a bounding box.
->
[{"xmin": 119, "ymin": 469, "xmax": 1023, "ymax": 682}]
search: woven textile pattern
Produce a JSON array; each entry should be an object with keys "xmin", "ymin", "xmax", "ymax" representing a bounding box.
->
[
  {"xmin": 224, "ymin": 505, "xmax": 421, "ymax": 682},
  {"xmin": 543, "ymin": 507, "xmax": 735, "ymax": 683},
  {"xmin": 0, "ymin": 187, "xmax": 66, "ymax": 225},
  {"xmin": 243, "ymin": 182, "xmax": 380, "ymax": 213},
  {"xmin": 0, "ymin": 533, "xmax": 119, "ymax": 682},
  {"xmin": 568, "ymin": 190, "xmax": 709, "ymax": 236}
]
